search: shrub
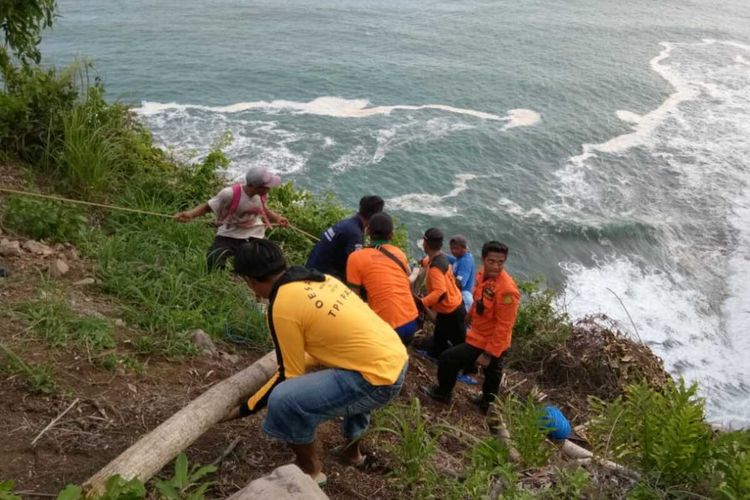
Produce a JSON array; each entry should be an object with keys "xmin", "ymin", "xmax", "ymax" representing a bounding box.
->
[
  {"xmin": 0, "ymin": 64, "xmax": 78, "ymax": 165},
  {"xmin": 590, "ymin": 380, "xmax": 712, "ymax": 488},
  {"xmin": 589, "ymin": 379, "xmax": 750, "ymax": 498},
  {"xmin": 507, "ymin": 279, "xmax": 571, "ymax": 370},
  {"xmin": 2, "ymin": 195, "xmax": 89, "ymax": 243},
  {"xmin": 59, "ymin": 100, "xmax": 119, "ymax": 196}
]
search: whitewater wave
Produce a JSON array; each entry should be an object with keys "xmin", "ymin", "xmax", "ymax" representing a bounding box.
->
[
  {"xmin": 555, "ymin": 39, "xmax": 750, "ymax": 425},
  {"xmin": 562, "ymin": 258, "xmax": 750, "ymax": 426},
  {"xmin": 137, "ymin": 96, "xmax": 541, "ymax": 125},
  {"xmin": 388, "ymin": 174, "xmax": 477, "ymax": 216}
]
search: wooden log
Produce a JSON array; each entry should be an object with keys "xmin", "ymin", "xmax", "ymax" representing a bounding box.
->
[{"xmin": 83, "ymin": 351, "xmax": 278, "ymax": 497}]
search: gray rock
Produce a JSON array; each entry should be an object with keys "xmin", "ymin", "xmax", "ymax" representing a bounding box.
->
[
  {"xmin": 0, "ymin": 239, "xmax": 21, "ymax": 257},
  {"xmin": 190, "ymin": 329, "xmax": 217, "ymax": 355},
  {"xmin": 73, "ymin": 277, "xmax": 96, "ymax": 286},
  {"xmin": 226, "ymin": 464, "xmax": 328, "ymax": 500},
  {"xmin": 114, "ymin": 318, "xmax": 126, "ymax": 327},
  {"xmin": 219, "ymin": 351, "xmax": 241, "ymax": 364},
  {"xmin": 48, "ymin": 258, "xmax": 70, "ymax": 277},
  {"xmin": 22, "ymin": 240, "xmax": 54, "ymax": 256}
]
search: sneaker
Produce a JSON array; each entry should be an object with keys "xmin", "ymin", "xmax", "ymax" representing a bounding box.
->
[
  {"xmin": 415, "ymin": 349, "xmax": 438, "ymax": 363},
  {"xmin": 420, "ymin": 385, "xmax": 451, "ymax": 404},
  {"xmin": 456, "ymin": 374, "xmax": 479, "ymax": 385}
]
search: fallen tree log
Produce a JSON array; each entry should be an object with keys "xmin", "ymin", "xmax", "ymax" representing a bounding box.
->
[{"xmin": 83, "ymin": 351, "xmax": 278, "ymax": 497}]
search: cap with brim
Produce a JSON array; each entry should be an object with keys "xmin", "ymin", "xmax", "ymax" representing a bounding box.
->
[{"xmin": 245, "ymin": 166, "xmax": 281, "ymax": 188}]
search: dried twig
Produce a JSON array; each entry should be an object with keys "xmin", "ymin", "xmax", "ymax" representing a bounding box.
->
[
  {"xmin": 606, "ymin": 288, "xmax": 642, "ymax": 343},
  {"xmin": 211, "ymin": 436, "xmax": 242, "ymax": 467},
  {"xmin": 31, "ymin": 398, "xmax": 80, "ymax": 447}
]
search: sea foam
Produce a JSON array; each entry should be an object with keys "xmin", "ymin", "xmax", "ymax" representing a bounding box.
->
[
  {"xmin": 388, "ymin": 174, "xmax": 477, "ymax": 216},
  {"xmin": 137, "ymin": 96, "xmax": 541, "ymax": 125},
  {"xmin": 555, "ymin": 39, "xmax": 750, "ymax": 426}
]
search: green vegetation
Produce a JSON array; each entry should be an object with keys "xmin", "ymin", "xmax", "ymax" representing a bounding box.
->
[
  {"xmin": 589, "ymin": 380, "xmax": 750, "ymax": 498},
  {"xmin": 154, "ymin": 453, "xmax": 217, "ymax": 500},
  {"xmin": 0, "ymin": 0, "xmax": 56, "ymax": 72},
  {"xmin": 373, "ymin": 398, "xmax": 442, "ymax": 490},
  {"xmin": 2, "ymin": 196, "xmax": 89, "ymax": 243},
  {"xmin": 507, "ymin": 280, "xmax": 571, "ymax": 370},
  {"xmin": 0, "ymin": 343, "xmax": 56, "ymax": 394},
  {"xmin": 0, "ymin": 480, "xmax": 21, "ymax": 500},
  {"xmin": 16, "ymin": 286, "xmax": 115, "ymax": 356},
  {"xmin": 373, "ymin": 397, "xmax": 593, "ymax": 498},
  {"xmin": 498, "ymin": 394, "xmax": 553, "ymax": 467}
]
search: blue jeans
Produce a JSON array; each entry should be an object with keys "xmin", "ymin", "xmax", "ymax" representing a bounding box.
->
[{"xmin": 263, "ymin": 362, "xmax": 407, "ymax": 445}]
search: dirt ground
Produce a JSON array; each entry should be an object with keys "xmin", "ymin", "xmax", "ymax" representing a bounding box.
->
[{"xmin": 0, "ymin": 232, "xmax": 496, "ymax": 499}]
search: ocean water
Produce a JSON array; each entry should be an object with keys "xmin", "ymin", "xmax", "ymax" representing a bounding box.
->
[{"xmin": 40, "ymin": 0, "xmax": 750, "ymax": 426}]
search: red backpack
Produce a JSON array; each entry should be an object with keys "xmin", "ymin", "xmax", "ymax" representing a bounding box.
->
[{"xmin": 219, "ymin": 184, "xmax": 272, "ymax": 229}]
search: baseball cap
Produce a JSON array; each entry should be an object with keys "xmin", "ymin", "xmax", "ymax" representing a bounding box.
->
[
  {"xmin": 245, "ymin": 166, "xmax": 281, "ymax": 188},
  {"xmin": 449, "ymin": 234, "xmax": 468, "ymax": 248},
  {"xmin": 234, "ymin": 239, "xmax": 287, "ymax": 278}
]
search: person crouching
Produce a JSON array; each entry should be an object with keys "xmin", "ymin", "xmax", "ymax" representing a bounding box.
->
[{"xmin": 223, "ymin": 239, "xmax": 408, "ymax": 486}]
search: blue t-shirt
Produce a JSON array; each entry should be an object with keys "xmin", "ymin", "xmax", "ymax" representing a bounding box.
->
[
  {"xmin": 305, "ymin": 214, "xmax": 364, "ymax": 280},
  {"xmin": 447, "ymin": 252, "xmax": 476, "ymax": 293}
]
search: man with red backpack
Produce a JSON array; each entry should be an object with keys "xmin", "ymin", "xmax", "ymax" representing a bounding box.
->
[{"xmin": 174, "ymin": 166, "xmax": 288, "ymax": 271}]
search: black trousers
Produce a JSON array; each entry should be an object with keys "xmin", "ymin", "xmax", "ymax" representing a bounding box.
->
[
  {"xmin": 428, "ymin": 305, "xmax": 466, "ymax": 358},
  {"xmin": 206, "ymin": 235, "xmax": 257, "ymax": 271},
  {"xmin": 437, "ymin": 343, "xmax": 505, "ymax": 403}
]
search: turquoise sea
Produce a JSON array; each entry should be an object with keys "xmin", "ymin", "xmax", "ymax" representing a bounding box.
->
[{"xmin": 41, "ymin": 0, "xmax": 750, "ymax": 426}]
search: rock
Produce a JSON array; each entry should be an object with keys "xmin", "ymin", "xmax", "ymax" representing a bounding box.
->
[
  {"xmin": 0, "ymin": 239, "xmax": 21, "ymax": 257},
  {"xmin": 48, "ymin": 258, "xmax": 70, "ymax": 277},
  {"xmin": 73, "ymin": 277, "xmax": 96, "ymax": 286},
  {"xmin": 219, "ymin": 351, "xmax": 241, "ymax": 364},
  {"xmin": 22, "ymin": 240, "xmax": 54, "ymax": 256},
  {"xmin": 65, "ymin": 247, "xmax": 79, "ymax": 261},
  {"xmin": 114, "ymin": 318, "xmax": 126, "ymax": 327},
  {"xmin": 227, "ymin": 465, "xmax": 328, "ymax": 500},
  {"xmin": 190, "ymin": 329, "xmax": 217, "ymax": 355}
]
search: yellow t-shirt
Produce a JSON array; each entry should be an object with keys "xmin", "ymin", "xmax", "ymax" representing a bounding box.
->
[{"xmin": 245, "ymin": 272, "xmax": 408, "ymax": 413}]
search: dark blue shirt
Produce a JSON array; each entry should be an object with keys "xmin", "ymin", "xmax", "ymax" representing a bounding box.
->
[{"xmin": 305, "ymin": 215, "xmax": 364, "ymax": 280}]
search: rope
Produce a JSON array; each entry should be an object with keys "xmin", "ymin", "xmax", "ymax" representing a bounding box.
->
[{"xmin": 0, "ymin": 186, "xmax": 319, "ymax": 242}]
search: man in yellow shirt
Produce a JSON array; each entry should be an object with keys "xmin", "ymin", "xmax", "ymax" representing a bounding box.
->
[{"xmin": 224, "ymin": 239, "xmax": 408, "ymax": 486}]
